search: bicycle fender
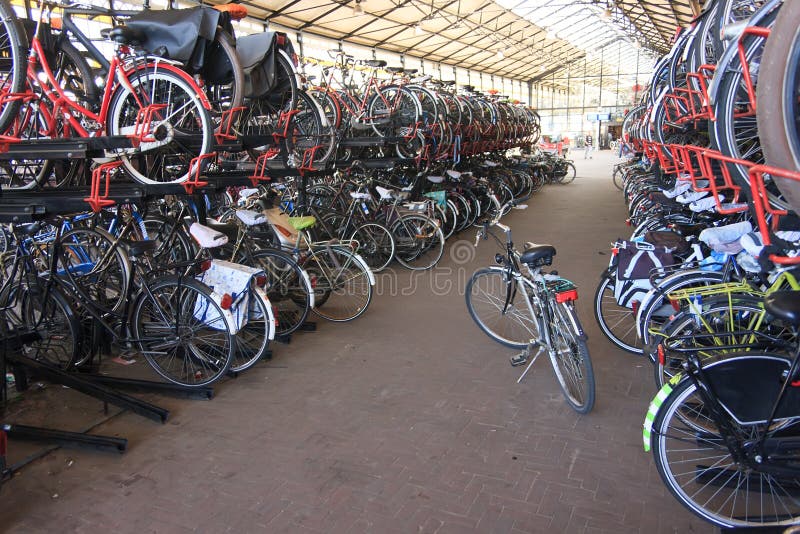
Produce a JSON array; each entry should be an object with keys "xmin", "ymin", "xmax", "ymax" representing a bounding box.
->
[
  {"xmin": 300, "ymin": 268, "xmax": 315, "ymax": 309},
  {"xmin": 254, "ymin": 286, "xmax": 276, "ymax": 340},
  {"xmin": 643, "ymin": 374, "xmax": 680, "ymax": 452},
  {"xmin": 352, "ymin": 253, "xmax": 376, "ymax": 286}
]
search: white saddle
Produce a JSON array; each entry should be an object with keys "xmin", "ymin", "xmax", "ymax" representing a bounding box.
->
[
  {"xmin": 662, "ymin": 182, "xmax": 691, "ymax": 199},
  {"xmin": 239, "ymin": 188, "xmax": 259, "ymax": 200},
  {"xmin": 236, "ymin": 209, "xmax": 267, "ymax": 227},
  {"xmin": 677, "ymin": 190, "xmax": 708, "ymax": 204},
  {"xmin": 190, "ymin": 222, "xmax": 229, "ymax": 249},
  {"xmin": 427, "ymin": 175, "xmax": 445, "ymax": 184},
  {"xmin": 350, "ymin": 192, "xmax": 372, "ymax": 200},
  {"xmin": 375, "ymin": 186, "xmax": 394, "ymax": 200},
  {"xmin": 689, "ymin": 195, "xmax": 719, "ymax": 213},
  {"xmin": 446, "ymin": 169, "xmax": 461, "ymax": 179}
]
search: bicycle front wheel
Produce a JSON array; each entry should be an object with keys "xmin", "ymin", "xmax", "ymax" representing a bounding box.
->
[
  {"xmin": 651, "ymin": 376, "xmax": 800, "ymax": 528},
  {"xmin": 132, "ymin": 276, "xmax": 234, "ymax": 387},
  {"xmin": 19, "ymin": 284, "xmax": 82, "ymax": 369},
  {"xmin": 549, "ymin": 299, "xmax": 594, "ymax": 413},
  {"xmin": 108, "ymin": 66, "xmax": 214, "ymax": 184},
  {"xmin": 465, "ymin": 267, "xmax": 540, "ymax": 349}
]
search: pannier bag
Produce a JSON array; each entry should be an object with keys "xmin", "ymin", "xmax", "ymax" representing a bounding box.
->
[
  {"xmin": 613, "ymin": 240, "xmax": 674, "ymax": 308},
  {"xmin": 196, "ymin": 259, "xmax": 264, "ymax": 334},
  {"xmin": 124, "ymin": 7, "xmax": 219, "ymax": 71},
  {"xmin": 235, "ymin": 31, "xmax": 295, "ymax": 98}
]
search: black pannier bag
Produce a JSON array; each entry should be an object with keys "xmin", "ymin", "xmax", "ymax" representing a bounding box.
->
[
  {"xmin": 235, "ymin": 31, "xmax": 295, "ymax": 99},
  {"xmin": 123, "ymin": 6, "xmax": 219, "ymax": 73}
]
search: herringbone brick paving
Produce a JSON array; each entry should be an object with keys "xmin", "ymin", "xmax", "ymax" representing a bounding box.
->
[{"xmin": 0, "ymin": 152, "xmax": 712, "ymax": 533}]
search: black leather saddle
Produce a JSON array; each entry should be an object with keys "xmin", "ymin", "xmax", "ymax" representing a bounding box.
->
[
  {"xmin": 765, "ymin": 291, "xmax": 800, "ymax": 326},
  {"xmin": 520, "ymin": 243, "xmax": 555, "ymax": 268},
  {"xmin": 101, "ymin": 26, "xmax": 145, "ymax": 47}
]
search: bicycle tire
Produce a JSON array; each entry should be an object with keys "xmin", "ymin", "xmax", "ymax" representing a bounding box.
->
[
  {"xmin": 756, "ymin": 0, "xmax": 800, "ymax": 214},
  {"xmin": 593, "ymin": 270, "xmax": 644, "ymax": 355},
  {"xmin": 557, "ymin": 162, "xmax": 576, "ymax": 184},
  {"xmin": 250, "ymin": 248, "xmax": 311, "ymax": 336},
  {"xmin": 548, "ymin": 299, "xmax": 595, "ymax": 413},
  {"xmin": 305, "ymin": 246, "xmax": 372, "ymax": 322},
  {"xmin": 465, "ymin": 267, "xmax": 540, "ymax": 349},
  {"xmin": 349, "ymin": 222, "xmax": 395, "ymax": 273},
  {"xmin": 56, "ymin": 226, "xmax": 131, "ymax": 315},
  {"xmin": 108, "ymin": 65, "xmax": 214, "ymax": 184},
  {"xmin": 390, "ymin": 213, "xmax": 444, "ymax": 271},
  {"xmin": 650, "ymin": 371, "xmax": 800, "ymax": 528},
  {"xmin": 0, "ymin": 0, "xmax": 27, "ymax": 135},
  {"xmin": 231, "ymin": 285, "xmax": 272, "ymax": 373},
  {"xmin": 132, "ymin": 275, "xmax": 234, "ymax": 387},
  {"xmin": 19, "ymin": 283, "xmax": 82, "ymax": 369}
]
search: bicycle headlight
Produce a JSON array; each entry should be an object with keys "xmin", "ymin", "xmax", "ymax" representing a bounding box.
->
[{"xmin": 495, "ymin": 254, "xmax": 504, "ymax": 265}]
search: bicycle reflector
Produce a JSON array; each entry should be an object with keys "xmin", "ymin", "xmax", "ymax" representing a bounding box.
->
[
  {"xmin": 255, "ymin": 275, "xmax": 267, "ymax": 287},
  {"xmin": 220, "ymin": 293, "xmax": 233, "ymax": 310},
  {"xmin": 555, "ymin": 289, "xmax": 578, "ymax": 303},
  {"xmin": 274, "ymin": 224, "xmax": 293, "ymax": 239},
  {"xmin": 657, "ymin": 344, "xmax": 665, "ymax": 366},
  {"xmin": 200, "ymin": 260, "xmax": 212, "ymax": 272}
]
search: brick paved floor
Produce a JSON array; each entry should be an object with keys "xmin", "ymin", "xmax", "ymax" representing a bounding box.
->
[{"xmin": 0, "ymin": 151, "xmax": 712, "ymax": 533}]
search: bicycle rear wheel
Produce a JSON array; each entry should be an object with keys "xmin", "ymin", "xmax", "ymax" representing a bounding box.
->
[
  {"xmin": 651, "ymin": 375, "xmax": 800, "ymax": 528},
  {"xmin": 231, "ymin": 286, "xmax": 271, "ymax": 373},
  {"xmin": 108, "ymin": 66, "xmax": 214, "ymax": 184},
  {"xmin": 465, "ymin": 267, "xmax": 540, "ymax": 349},
  {"xmin": 549, "ymin": 299, "xmax": 595, "ymax": 413},
  {"xmin": 132, "ymin": 276, "xmax": 234, "ymax": 387}
]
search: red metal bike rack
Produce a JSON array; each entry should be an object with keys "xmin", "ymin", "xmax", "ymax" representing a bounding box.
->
[
  {"xmin": 747, "ymin": 164, "xmax": 800, "ymax": 265},
  {"xmin": 248, "ymin": 148, "xmax": 280, "ymax": 187},
  {"xmin": 180, "ymin": 152, "xmax": 217, "ymax": 195},
  {"xmin": 84, "ymin": 160, "xmax": 124, "ymax": 212}
]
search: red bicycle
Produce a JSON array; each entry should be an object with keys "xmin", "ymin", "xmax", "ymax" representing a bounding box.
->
[{"xmin": 0, "ymin": 1, "xmax": 215, "ymax": 186}]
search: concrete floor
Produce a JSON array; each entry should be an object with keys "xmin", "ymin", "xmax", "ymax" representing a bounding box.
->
[{"xmin": 0, "ymin": 150, "xmax": 711, "ymax": 533}]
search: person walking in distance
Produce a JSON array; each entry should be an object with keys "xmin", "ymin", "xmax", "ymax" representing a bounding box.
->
[{"xmin": 584, "ymin": 133, "xmax": 593, "ymax": 159}]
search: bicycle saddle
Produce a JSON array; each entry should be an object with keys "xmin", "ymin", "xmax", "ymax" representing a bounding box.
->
[
  {"xmin": 120, "ymin": 239, "xmax": 158, "ymax": 258},
  {"xmin": 520, "ymin": 244, "xmax": 555, "ymax": 268},
  {"xmin": 765, "ymin": 291, "xmax": 800, "ymax": 326},
  {"xmin": 403, "ymin": 68, "xmax": 418, "ymax": 75},
  {"xmin": 385, "ymin": 67, "xmax": 404, "ymax": 73},
  {"xmin": 189, "ymin": 222, "xmax": 229, "ymax": 249},
  {"xmin": 101, "ymin": 25, "xmax": 145, "ymax": 46},
  {"xmin": 426, "ymin": 175, "xmax": 444, "ymax": 184},
  {"xmin": 236, "ymin": 209, "xmax": 267, "ymax": 227},
  {"xmin": 364, "ymin": 59, "xmax": 387, "ymax": 68},
  {"xmin": 13, "ymin": 222, "xmax": 41, "ymax": 236}
]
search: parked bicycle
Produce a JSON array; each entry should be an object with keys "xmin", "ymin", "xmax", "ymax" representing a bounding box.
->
[{"xmin": 465, "ymin": 196, "xmax": 595, "ymax": 413}]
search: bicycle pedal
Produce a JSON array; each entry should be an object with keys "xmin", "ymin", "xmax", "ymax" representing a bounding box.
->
[{"xmin": 510, "ymin": 353, "xmax": 528, "ymax": 367}]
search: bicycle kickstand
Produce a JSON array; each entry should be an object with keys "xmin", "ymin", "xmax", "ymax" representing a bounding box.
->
[{"xmin": 511, "ymin": 340, "xmax": 545, "ymax": 383}]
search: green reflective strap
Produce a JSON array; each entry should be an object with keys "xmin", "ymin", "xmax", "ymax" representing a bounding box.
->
[{"xmin": 642, "ymin": 379, "xmax": 677, "ymax": 452}]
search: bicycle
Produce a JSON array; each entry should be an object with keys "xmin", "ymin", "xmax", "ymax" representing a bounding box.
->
[
  {"xmin": 0, "ymin": 0, "xmax": 215, "ymax": 185},
  {"xmin": 643, "ymin": 290, "xmax": 800, "ymax": 528},
  {"xmin": 465, "ymin": 198, "xmax": 595, "ymax": 413},
  {"xmin": 14, "ymin": 218, "xmax": 237, "ymax": 386}
]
